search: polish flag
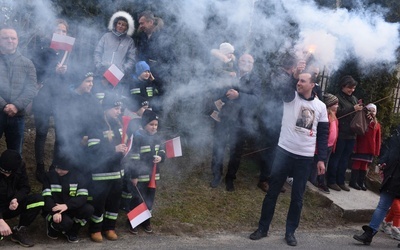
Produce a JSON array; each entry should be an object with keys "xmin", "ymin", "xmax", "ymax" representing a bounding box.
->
[
  {"xmin": 50, "ymin": 33, "xmax": 75, "ymax": 51},
  {"xmin": 165, "ymin": 137, "xmax": 182, "ymax": 158},
  {"xmin": 127, "ymin": 202, "xmax": 152, "ymax": 229},
  {"xmin": 103, "ymin": 64, "xmax": 124, "ymax": 87}
]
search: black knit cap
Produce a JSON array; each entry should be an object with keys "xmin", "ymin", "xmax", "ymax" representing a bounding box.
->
[
  {"xmin": 141, "ymin": 109, "xmax": 158, "ymax": 127},
  {"xmin": 130, "ymin": 95, "xmax": 149, "ymax": 112},
  {"xmin": 102, "ymin": 93, "xmax": 122, "ymax": 110},
  {"xmin": 0, "ymin": 149, "xmax": 22, "ymax": 174}
]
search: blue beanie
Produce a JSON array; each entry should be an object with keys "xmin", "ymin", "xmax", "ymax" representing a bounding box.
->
[{"xmin": 135, "ymin": 61, "xmax": 150, "ymax": 76}]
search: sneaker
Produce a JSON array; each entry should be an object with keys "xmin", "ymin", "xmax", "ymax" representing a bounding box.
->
[
  {"xmin": 64, "ymin": 232, "xmax": 79, "ymax": 243},
  {"xmin": 47, "ymin": 222, "xmax": 59, "ymax": 240},
  {"xmin": 214, "ymin": 99, "xmax": 225, "ymax": 111},
  {"xmin": 210, "ymin": 110, "xmax": 221, "ymax": 122},
  {"xmin": 286, "ymin": 177, "xmax": 293, "ymax": 186},
  {"xmin": 392, "ymin": 226, "xmax": 400, "ymax": 241},
  {"xmin": 90, "ymin": 232, "xmax": 103, "ymax": 243},
  {"xmin": 104, "ymin": 230, "xmax": 118, "ymax": 240},
  {"xmin": 328, "ymin": 184, "xmax": 341, "ymax": 191},
  {"xmin": 143, "ymin": 224, "xmax": 153, "ymax": 234},
  {"xmin": 380, "ymin": 221, "xmax": 392, "ymax": 235},
  {"xmin": 11, "ymin": 226, "xmax": 34, "ymax": 247},
  {"xmin": 129, "ymin": 226, "xmax": 138, "ymax": 235},
  {"xmin": 318, "ymin": 184, "xmax": 330, "ymax": 194},
  {"xmin": 257, "ymin": 181, "xmax": 269, "ymax": 193}
]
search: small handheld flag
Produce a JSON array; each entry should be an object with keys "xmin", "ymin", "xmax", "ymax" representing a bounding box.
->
[
  {"xmin": 127, "ymin": 202, "xmax": 151, "ymax": 229},
  {"xmin": 165, "ymin": 137, "xmax": 182, "ymax": 158},
  {"xmin": 103, "ymin": 64, "xmax": 124, "ymax": 87},
  {"xmin": 50, "ymin": 33, "xmax": 75, "ymax": 52}
]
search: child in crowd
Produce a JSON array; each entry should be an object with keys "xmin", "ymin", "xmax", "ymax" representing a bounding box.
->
[
  {"xmin": 129, "ymin": 61, "xmax": 159, "ymax": 112},
  {"xmin": 86, "ymin": 93, "xmax": 126, "ymax": 243},
  {"xmin": 42, "ymin": 156, "xmax": 93, "ymax": 243},
  {"xmin": 350, "ymin": 103, "xmax": 381, "ymax": 191},
  {"xmin": 126, "ymin": 110, "xmax": 165, "ymax": 234},
  {"xmin": 310, "ymin": 93, "xmax": 339, "ymax": 193},
  {"xmin": 209, "ymin": 42, "xmax": 237, "ymax": 122},
  {"xmin": 120, "ymin": 96, "xmax": 149, "ymax": 212}
]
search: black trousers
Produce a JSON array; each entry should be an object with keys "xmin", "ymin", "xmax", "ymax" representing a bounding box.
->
[
  {"xmin": 47, "ymin": 203, "xmax": 93, "ymax": 232},
  {"xmin": 89, "ymin": 178, "xmax": 122, "ymax": 233},
  {"xmin": 2, "ymin": 194, "xmax": 43, "ymax": 227}
]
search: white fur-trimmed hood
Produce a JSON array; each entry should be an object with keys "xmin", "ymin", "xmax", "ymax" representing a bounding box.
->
[{"xmin": 108, "ymin": 11, "xmax": 135, "ymax": 36}]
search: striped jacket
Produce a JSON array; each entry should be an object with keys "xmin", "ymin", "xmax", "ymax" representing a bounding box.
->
[
  {"xmin": 127, "ymin": 129, "xmax": 165, "ymax": 182},
  {"xmin": 42, "ymin": 169, "xmax": 89, "ymax": 215},
  {"xmin": 87, "ymin": 117, "xmax": 124, "ymax": 180}
]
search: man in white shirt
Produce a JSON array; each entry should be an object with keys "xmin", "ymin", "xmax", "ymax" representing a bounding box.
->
[{"xmin": 249, "ymin": 69, "xmax": 329, "ymax": 247}]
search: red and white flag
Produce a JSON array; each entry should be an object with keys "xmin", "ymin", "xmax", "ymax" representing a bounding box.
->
[
  {"xmin": 50, "ymin": 33, "xmax": 75, "ymax": 52},
  {"xmin": 127, "ymin": 202, "xmax": 152, "ymax": 229},
  {"xmin": 103, "ymin": 64, "xmax": 124, "ymax": 87},
  {"xmin": 165, "ymin": 136, "xmax": 182, "ymax": 158}
]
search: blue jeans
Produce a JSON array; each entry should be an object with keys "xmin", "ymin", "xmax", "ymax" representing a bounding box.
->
[
  {"xmin": 0, "ymin": 113, "xmax": 25, "ymax": 154},
  {"xmin": 369, "ymin": 191, "xmax": 395, "ymax": 233},
  {"xmin": 258, "ymin": 147, "xmax": 313, "ymax": 234},
  {"xmin": 327, "ymin": 138, "xmax": 356, "ymax": 185}
]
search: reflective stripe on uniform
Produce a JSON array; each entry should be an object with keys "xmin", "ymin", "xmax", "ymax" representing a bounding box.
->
[
  {"xmin": 140, "ymin": 145, "xmax": 151, "ymax": 153},
  {"xmin": 130, "ymin": 88, "xmax": 141, "ymax": 95},
  {"xmin": 104, "ymin": 211, "xmax": 118, "ymax": 220},
  {"xmin": 92, "ymin": 171, "xmax": 122, "ymax": 181},
  {"xmin": 88, "ymin": 138, "xmax": 100, "ymax": 147},
  {"xmin": 121, "ymin": 191, "xmax": 132, "ymax": 199},
  {"xmin": 138, "ymin": 173, "xmax": 160, "ymax": 182},
  {"xmin": 91, "ymin": 214, "xmax": 103, "ymax": 223},
  {"xmin": 51, "ymin": 184, "xmax": 62, "ymax": 192},
  {"xmin": 146, "ymin": 87, "xmax": 153, "ymax": 97},
  {"xmin": 26, "ymin": 201, "xmax": 44, "ymax": 209},
  {"xmin": 74, "ymin": 218, "xmax": 87, "ymax": 226},
  {"xmin": 42, "ymin": 188, "xmax": 52, "ymax": 197},
  {"xmin": 76, "ymin": 188, "xmax": 89, "ymax": 196}
]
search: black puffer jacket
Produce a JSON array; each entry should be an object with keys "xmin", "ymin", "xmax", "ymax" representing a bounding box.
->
[
  {"xmin": 379, "ymin": 126, "xmax": 400, "ymax": 197},
  {"xmin": 336, "ymin": 91, "xmax": 358, "ymax": 139}
]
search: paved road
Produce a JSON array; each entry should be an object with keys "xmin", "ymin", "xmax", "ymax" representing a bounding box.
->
[{"xmin": 1, "ymin": 224, "xmax": 399, "ymax": 249}]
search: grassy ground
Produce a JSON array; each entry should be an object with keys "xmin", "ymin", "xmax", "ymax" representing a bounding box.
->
[{"xmin": 0, "ymin": 115, "xmax": 348, "ymax": 238}]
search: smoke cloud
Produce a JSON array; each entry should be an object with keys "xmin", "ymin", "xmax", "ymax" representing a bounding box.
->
[{"xmin": 1, "ymin": 0, "xmax": 399, "ymax": 172}]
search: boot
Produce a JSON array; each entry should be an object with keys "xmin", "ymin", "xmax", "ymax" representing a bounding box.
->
[
  {"xmin": 353, "ymin": 225, "xmax": 376, "ymax": 245},
  {"xmin": 225, "ymin": 176, "xmax": 234, "ymax": 192},
  {"xmin": 358, "ymin": 170, "xmax": 367, "ymax": 191},
  {"xmin": 349, "ymin": 169, "xmax": 361, "ymax": 190}
]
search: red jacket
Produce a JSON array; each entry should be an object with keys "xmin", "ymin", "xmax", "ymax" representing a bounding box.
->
[{"xmin": 354, "ymin": 121, "xmax": 381, "ymax": 156}]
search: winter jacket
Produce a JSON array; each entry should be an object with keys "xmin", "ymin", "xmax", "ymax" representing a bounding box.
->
[
  {"xmin": 87, "ymin": 116, "xmax": 124, "ymax": 180},
  {"xmin": 94, "ymin": 11, "xmax": 135, "ymax": 75},
  {"xmin": 0, "ymin": 51, "xmax": 37, "ymax": 116},
  {"xmin": 379, "ymin": 126, "xmax": 400, "ymax": 197},
  {"xmin": 42, "ymin": 169, "xmax": 89, "ymax": 215},
  {"xmin": 127, "ymin": 129, "xmax": 165, "ymax": 182},
  {"xmin": 0, "ymin": 162, "xmax": 31, "ymax": 219},
  {"xmin": 336, "ymin": 91, "xmax": 358, "ymax": 139},
  {"xmin": 354, "ymin": 121, "xmax": 381, "ymax": 156}
]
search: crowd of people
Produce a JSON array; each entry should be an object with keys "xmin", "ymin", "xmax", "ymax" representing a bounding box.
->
[{"xmin": 0, "ymin": 8, "xmax": 397, "ymax": 248}]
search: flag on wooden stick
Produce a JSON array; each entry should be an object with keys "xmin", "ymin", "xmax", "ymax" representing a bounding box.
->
[
  {"xmin": 165, "ymin": 137, "xmax": 182, "ymax": 158},
  {"xmin": 127, "ymin": 202, "xmax": 151, "ymax": 229},
  {"xmin": 103, "ymin": 64, "xmax": 124, "ymax": 87},
  {"xmin": 50, "ymin": 33, "xmax": 75, "ymax": 51}
]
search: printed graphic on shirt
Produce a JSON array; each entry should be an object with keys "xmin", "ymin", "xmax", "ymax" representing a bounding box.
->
[{"xmin": 295, "ymin": 107, "xmax": 315, "ymax": 130}]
